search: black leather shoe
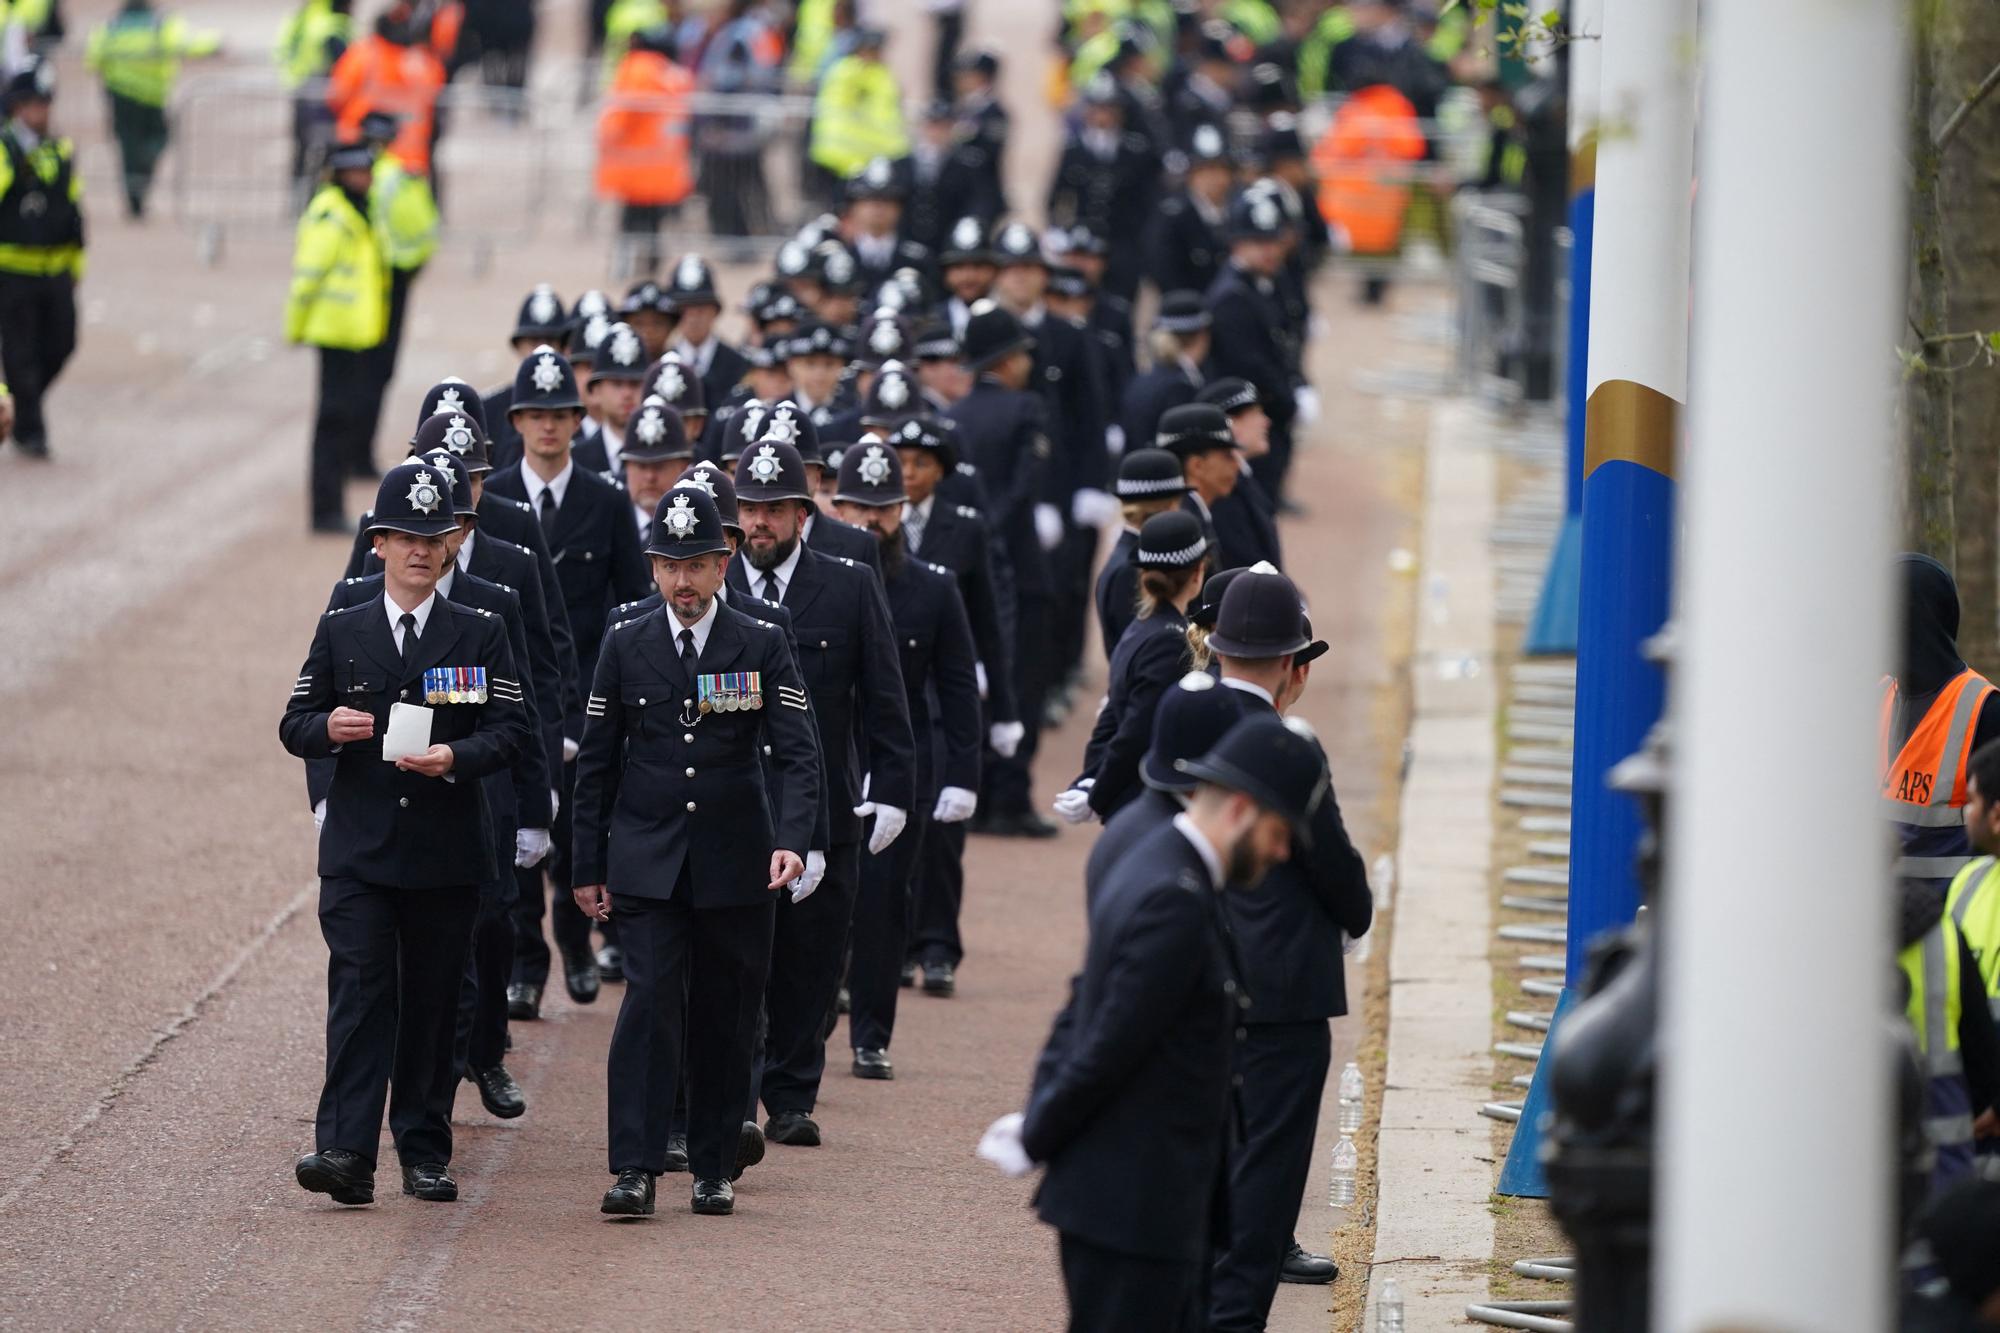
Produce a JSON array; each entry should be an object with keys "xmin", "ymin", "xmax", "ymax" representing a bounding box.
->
[
  {"xmin": 921, "ymin": 961, "xmax": 956, "ymax": 997},
  {"xmin": 14, "ymin": 435, "xmax": 48, "ymax": 460},
  {"xmin": 1009, "ymin": 810, "xmax": 1061, "ymax": 839},
  {"xmin": 733, "ymin": 1121, "xmax": 765, "ymax": 1179},
  {"xmin": 852, "ymin": 1048, "xmax": 894, "ymax": 1080},
  {"xmin": 401, "ymin": 1162, "xmax": 458, "ymax": 1202},
  {"xmin": 899, "ymin": 960, "xmax": 917, "ymax": 988},
  {"xmin": 295, "ymin": 1149, "xmax": 374, "ymax": 1205},
  {"xmin": 601, "ymin": 1168, "xmax": 655, "ymax": 1217},
  {"xmin": 664, "ymin": 1132, "xmax": 689, "ymax": 1174},
  {"xmin": 1280, "ymin": 1243, "xmax": 1338, "ymax": 1284},
  {"xmin": 467, "ymin": 1064, "xmax": 526, "ymax": 1119},
  {"xmin": 763, "ymin": 1111, "xmax": 821, "ymax": 1147},
  {"xmin": 506, "ymin": 982, "xmax": 542, "ymax": 1020},
  {"xmin": 691, "ymin": 1178, "xmax": 734, "ymax": 1215},
  {"xmin": 594, "ymin": 943, "xmax": 624, "ymax": 983},
  {"xmin": 562, "ymin": 950, "xmax": 601, "ymax": 1004}
]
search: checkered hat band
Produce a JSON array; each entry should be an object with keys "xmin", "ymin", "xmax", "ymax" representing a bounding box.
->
[
  {"xmin": 1117, "ymin": 475, "xmax": 1188, "ymax": 497},
  {"xmin": 1136, "ymin": 537, "xmax": 1208, "ymax": 566}
]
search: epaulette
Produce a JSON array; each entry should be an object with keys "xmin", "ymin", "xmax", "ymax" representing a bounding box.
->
[
  {"xmin": 926, "ymin": 561, "xmax": 951, "ymax": 577},
  {"xmin": 614, "ymin": 599, "xmax": 647, "ymax": 614},
  {"xmin": 955, "ymin": 462, "xmax": 978, "ymax": 476},
  {"xmin": 611, "ymin": 618, "xmax": 639, "ymax": 632},
  {"xmin": 492, "ymin": 581, "xmax": 514, "ymax": 594},
  {"xmin": 359, "ymin": 508, "xmax": 376, "ymax": 520},
  {"xmin": 955, "ymin": 503, "xmax": 979, "ymax": 518},
  {"xmin": 837, "ymin": 556, "xmax": 856, "ymax": 567},
  {"xmin": 749, "ymin": 618, "xmax": 777, "ymax": 629},
  {"xmin": 472, "ymin": 606, "xmax": 495, "ymax": 617},
  {"xmin": 497, "ymin": 495, "xmax": 531, "ymax": 513},
  {"xmin": 341, "ymin": 576, "xmax": 371, "ymax": 586},
  {"xmin": 324, "ymin": 602, "xmax": 359, "ymax": 617}
]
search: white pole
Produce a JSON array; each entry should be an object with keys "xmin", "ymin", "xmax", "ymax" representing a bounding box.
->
[
  {"xmin": 1659, "ymin": 0, "xmax": 1903, "ymax": 1328},
  {"xmin": 1566, "ymin": 0, "xmax": 1601, "ymax": 154}
]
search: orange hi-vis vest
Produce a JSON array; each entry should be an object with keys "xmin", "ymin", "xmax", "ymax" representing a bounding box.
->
[
  {"xmin": 1881, "ymin": 668, "xmax": 1997, "ymax": 884},
  {"xmin": 595, "ymin": 51, "xmax": 694, "ymax": 207},
  {"xmin": 327, "ymin": 35, "xmax": 446, "ymax": 174},
  {"xmin": 1311, "ymin": 84, "xmax": 1426, "ymax": 257}
]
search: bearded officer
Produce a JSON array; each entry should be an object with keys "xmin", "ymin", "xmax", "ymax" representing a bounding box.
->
[
  {"xmin": 282, "ymin": 459, "xmax": 531, "ymax": 1206},
  {"xmin": 731, "ymin": 435, "xmax": 914, "ymax": 1146},
  {"xmin": 572, "ymin": 484, "xmax": 820, "ymax": 1218},
  {"xmin": 829, "ymin": 439, "xmax": 981, "ymax": 1077}
]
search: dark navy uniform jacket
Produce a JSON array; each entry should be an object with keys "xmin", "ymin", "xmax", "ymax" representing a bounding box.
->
[
  {"xmin": 1078, "ymin": 607, "xmax": 1191, "ymax": 818},
  {"xmin": 947, "ymin": 376, "xmax": 1053, "ymax": 601},
  {"xmin": 1094, "ymin": 527, "xmax": 1141, "ymax": 657},
  {"xmin": 805, "ymin": 511, "xmax": 884, "ymax": 581},
  {"xmin": 1211, "ymin": 469, "xmax": 1284, "ymax": 572},
  {"xmin": 908, "ymin": 496, "xmax": 1017, "ymax": 723},
  {"xmin": 481, "ymin": 383, "xmax": 521, "ymax": 471},
  {"xmin": 905, "ymin": 142, "xmax": 1002, "ymax": 254},
  {"xmin": 571, "ymin": 602, "xmax": 821, "ymax": 907},
  {"xmin": 1120, "ymin": 360, "xmax": 1202, "ymax": 458},
  {"xmin": 1025, "ymin": 820, "xmax": 1243, "ymax": 1263},
  {"xmin": 1206, "ymin": 262, "xmax": 1299, "ymax": 452},
  {"xmin": 485, "ymin": 462, "xmax": 651, "ymax": 689},
  {"xmin": 698, "ymin": 342, "xmax": 753, "ymax": 411},
  {"xmin": 729, "ymin": 543, "xmax": 915, "ymax": 845},
  {"xmin": 1024, "ymin": 310, "xmax": 1111, "ymax": 505},
  {"xmin": 1146, "ymin": 191, "xmax": 1226, "ymax": 301},
  {"xmin": 883, "ymin": 554, "xmax": 983, "ymax": 803},
  {"xmin": 281, "ymin": 593, "xmax": 531, "ymax": 888},
  {"xmin": 1046, "ymin": 134, "xmax": 1157, "ymax": 264},
  {"xmin": 1083, "ymin": 786, "xmax": 1181, "ymax": 908}
]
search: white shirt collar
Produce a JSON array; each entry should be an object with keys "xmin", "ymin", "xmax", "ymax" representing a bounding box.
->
[
  {"xmin": 435, "ymin": 566, "xmax": 456, "ymax": 600},
  {"xmin": 1172, "ymin": 812, "xmax": 1225, "ymax": 889},
  {"xmin": 601, "ymin": 419, "xmax": 625, "ymax": 472},
  {"xmin": 1221, "ymin": 676, "xmax": 1275, "ymax": 706},
  {"xmin": 385, "ymin": 589, "xmax": 438, "ymax": 648},
  {"xmin": 521, "ymin": 458, "xmax": 575, "ymax": 510},
  {"xmin": 456, "ymin": 527, "xmax": 477, "ymax": 571},
  {"xmin": 905, "ymin": 494, "xmax": 935, "ymax": 524},
  {"xmin": 670, "ymin": 590, "xmax": 722, "ymax": 657},
  {"xmin": 634, "ymin": 502, "xmax": 651, "ymax": 538},
  {"xmin": 674, "ymin": 335, "xmax": 718, "ymax": 374}
]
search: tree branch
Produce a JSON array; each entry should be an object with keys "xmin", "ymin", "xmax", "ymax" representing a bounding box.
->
[{"xmin": 1936, "ymin": 59, "xmax": 2000, "ymax": 151}]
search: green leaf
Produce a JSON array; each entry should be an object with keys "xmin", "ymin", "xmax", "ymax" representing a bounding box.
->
[
  {"xmin": 1540, "ymin": 8, "xmax": 1561, "ymax": 27},
  {"xmin": 1500, "ymin": 1, "xmax": 1527, "ymax": 16},
  {"xmin": 1986, "ymin": 331, "xmax": 2000, "ymax": 352}
]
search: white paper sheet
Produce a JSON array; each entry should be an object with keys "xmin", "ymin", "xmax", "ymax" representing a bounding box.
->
[{"xmin": 383, "ymin": 702, "xmax": 434, "ymax": 762}]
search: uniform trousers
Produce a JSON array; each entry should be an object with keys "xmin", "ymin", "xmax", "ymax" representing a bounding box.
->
[
  {"xmin": 849, "ymin": 806, "xmax": 931, "ymax": 1051},
  {"xmin": 1209, "ymin": 1019, "xmax": 1333, "ymax": 1331},
  {"xmin": 986, "ymin": 592, "xmax": 1052, "ymax": 817},
  {"xmin": 0, "ymin": 271, "xmax": 75, "ymax": 450},
  {"xmin": 910, "ymin": 817, "xmax": 966, "ymax": 966},
  {"xmin": 1051, "ymin": 521, "xmax": 1097, "ymax": 691},
  {"xmin": 455, "ymin": 869, "xmax": 517, "ymax": 1075},
  {"xmin": 758, "ymin": 840, "xmax": 861, "ymax": 1117},
  {"xmin": 1058, "ymin": 1231, "xmax": 1204, "ymax": 1333},
  {"xmin": 511, "ymin": 758, "xmax": 593, "ymax": 986},
  {"xmin": 107, "ymin": 91, "xmax": 168, "ymax": 217},
  {"xmin": 353, "ymin": 266, "xmax": 419, "ymax": 475},
  {"xmin": 309, "ymin": 345, "xmax": 373, "ymax": 524},
  {"xmin": 315, "ymin": 877, "xmax": 478, "ymax": 1167},
  {"xmin": 606, "ymin": 880, "xmax": 775, "ymax": 1180}
]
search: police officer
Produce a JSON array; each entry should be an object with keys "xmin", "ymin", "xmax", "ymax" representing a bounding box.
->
[
  {"xmin": 1057, "ymin": 225, "xmax": 1135, "ymax": 400},
  {"xmin": 841, "ymin": 157, "xmax": 934, "ymax": 299},
  {"xmin": 1148, "ymin": 124, "xmax": 1233, "ymax": 307},
  {"xmin": 948, "ymin": 301, "xmax": 1056, "ymax": 839},
  {"xmin": 667, "ymin": 253, "xmax": 752, "ymax": 410},
  {"xmin": 574, "ymin": 319, "xmax": 650, "ymax": 480},
  {"xmin": 1202, "ymin": 569, "xmax": 1375, "ymax": 1324},
  {"xmin": 781, "ymin": 321, "xmax": 854, "ymax": 429},
  {"xmin": 1057, "ymin": 510, "xmax": 1207, "ymax": 822},
  {"xmin": 906, "ymin": 100, "xmax": 997, "ymax": 257},
  {"xmin": 1120, "ymin": 292, "xmax": 1211, "ymax": 458},
  {"xmin": 482, "ymin": 284, "xmax": 570, "ymax": 471},
  {"xmin": 1160, "ymin": 401, "xmax": 1248, "ymax": 571},
  {"xmin": 0, "ymin": 56, "xmax": 78, "ymax": 463},
  {"xmin": 315, "ymin": 446, "xmax": 551, "ymax": 1123},
  {"xmin": 1097, "ymin": 447, "xmax": 1193, "ymax": 657},
  {"xmin": 1044, "ymin": 74, "xmax": 1155, "ymax": 303},
  {"xmin": 619, "ymin": 395, "xmax": 695, "ymax": 538},
  {"xmin": 936, "ymin": 215, "xmax": 996, "ymax": 341},
  {"xmin": 729, "ymin": 436, "xmax": 914, "ymax": 1146},
  {"xmin": 84, "ymin": 0, "xmax": 219, "ymax": 218},
  {"xmin": 644, "ymin": 346, "xmax": 709, "ymax": 449},
  {"xmin": 286, "ymin": 135, "xmax": 379, "ymax": 524},
  {"xmin": 571, "ymin": 484, "xmax": 821, "ymax": 1218},
  {"xmin": 485, "ymin": 346, "xmax": 650, "ymax": 1013},
  {"xmin": 282, "ymin": 459, "xmax": 532, "ymax": 1206},
  {"xmin": 988, "ymin": 714, "xmax": 1326, "ymax": 1329},
  {"xmin": 829, "ymin": 440, "xmax": 981, "ymax": 1075},
  {"xmin": 1951, "ymin": 740, "xmax": 2000, "ymax": 1034},
  {"xmin": 1208, "ymin": 188, "xmax": 1304, "ymax": 505},
  {"xmin": 615, "ymin": 278, "xmax": 676, "ymax": 363},
  {"xmin": 1198, "ymin": 376, "xmax": 1284, "ymax": 570},
  {"xmin": 949, "ymin": 47, "xmax": 1008, "ymax": 217}
]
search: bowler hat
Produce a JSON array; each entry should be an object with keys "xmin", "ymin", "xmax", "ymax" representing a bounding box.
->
[
  {"xmin": 1116, "ymin": 447, "xmax": 1190, "ymax": 499},
  {"xmin": 1205, "ymin": 569, "xmax": 1311, "ymax": 658},
  {"xmin": 1177, "ymin": 713, "xmax": 1328, "ymax": 846},
  {"xmin": 645, "ymin": 485, "xmax": 730, "ymax": 560},
  {"xmin": 1134, "ymin": 510, "xmax": 1208, "ymax": 570},
  {"xmin": 365, "ymin": 459, "xmax": 460, "ymax": 538},
  {"xmin": 1142, "ymin": 671, "xmax": 1251, "ymax": 791},
  {"xmin": 1157, "ymin": 403, "xmax": 1239, "ymax": 456},
  {"xmin": 961, "ymin": 300, "xmax": 1035, "ymax": 370}
]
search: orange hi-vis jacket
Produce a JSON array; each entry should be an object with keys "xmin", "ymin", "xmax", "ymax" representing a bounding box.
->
[
  {"xmin": 1881, "ymin": 668, "xmax": 1998, "ymax": 885},
  {"xmin": 596, "ymin": 50, "xmax": 694, "ymax": 207},
  {"xmin": 327, "ymin": 34, "xmax": 446, "ymax": 174},
  {"xmin": 1311, "ymin": 84, "xmax": 1426, "ymax": 256}
]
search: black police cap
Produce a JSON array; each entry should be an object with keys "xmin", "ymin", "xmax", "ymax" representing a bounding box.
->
[
  {"xmin": 366, "ymin": 459, "xmax": 461, "ymax": 538},
  {"xmin": 1177, "ymin": 713, "xmax": 1329, "ymax": 846},
  {"xmin": 413, "ymin": 410, "xmax": 492, "ymax": 475},
  {"xmin": 1134, "ymin": 509, "xmax": 1208, "ymax": 570},
  {"xmin": 412, "ymin": 377, "xmax": 489, "ymax": 442},
  {"xmin": 1142, "ymin": 671, "xmax": 1252, "ymax": 792},
  {"xmin": 644, "ymin": 485, "xmax": 731, "ymax": 560},
  {"xmin": 1205, "ymin": 568, "xmax": 1311, "ymax": 659},
  {"xmin": 1116, "ymin": 447, "xmax": 1190, "ymax": 499},
  {"xmin": 590, "ymin": 321, "xmax": 650, "ymax": 383},
  {"xmin": 1155, "ymin": 289, "xmax": 1212, "ymax": 336},
  {"xmin": 835, "ymin": 438, "xmax": 904, "ymax": 506},
  {"xmin": 913, "ymin": 321, "xmax": 959, "ymax": 361},
  {"xmin": 891, "ymin": 415, "xmax": 959, "ymax": 472},
  {"xmin": 1157, "ymin": 402, "xmax": 1239, "ymax": 456},
  {"xmin": 753, "ymin": 290, "xmax": 804, "ymax": 328},
  {"xmin": 809, "ymin": 241, "xmax": 861, "ymax": 293},
  {"xmin": 669, "ymin": 253, "xmax": 720, "ymax": 307},
  {"xmin": 1048, "ymin": 264, "xmax": 1092, "ymax": 300},
  {"xmin": 678, "ymin": 461, "xmax": 741, "ymax": 530},
  {"xmin": 989, "ymin": 220, "xmax": 1045, "ymax": 268},
  {"xmin": 940, "ymin": 215, "xmax": 994, "ymax": 267},
  {"xmin": 785, "ymin": 321, "xmax": 849, "ymax": 362},
  {"xmin": 1229, "ymin": 187, "xmax": 1292, "ymax": 240},
  {"xmin": 417, "ymin": 448, "xmax": 479, "ymax": 518},
  {"xmin": 855, "ymin": 308, "xmax": 913, "ymax": 366},
  {"xmin": 643, "ymin": 350, "xmax": 708, "ymax": 417},
  {"xmin": 961, "ymin": 299, "xmax": 1034, "ymax": 370},
  {"xmin": 1198, "ymin": 377, "xmax": 1259, "ymax": 415},
  {"xmin": 509, "ymin": 345, "xmax": 583, "ymax": 413},
  {"xmin": 734, "ymin": 436, "xmax": 814, "ymax": 503},
  {"xmin": 845, "ymin": 155, "xmax": 907, "ymax": 204},
  {"xmin": 618, "ymin": 280, "xmax": 672, "ymax": 318},
  {"xmin": 623, "ymin": 396, "xmax": 694, "ymax": 463},
  {"xmin": 1190, "ymin": 563, "xmax": 1255, "ymax": 631},
  {"xmin": 861, "ymin": 359, "xmax": 921, "ymax": 426}
]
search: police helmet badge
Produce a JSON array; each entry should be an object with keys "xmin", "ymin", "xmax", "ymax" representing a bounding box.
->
[
  {"xmin": 531, "ymin": 353, "xmax": 563, "ymax": 394},
  {"xmin": 824, "ymin": 249, "xmax": 854, "ymax": 284},
  {"xmin": 407, "ymin": 471, "xmax": 444, "ymax": 515},
  {"xmin": 578, "ymin": 290, "xmax": 609, "ymax": 319},
  {"xmin": 1002, "ymin": 223, "xmax": 1033, "ymax": 255},
  {"xmin": 429, "ymin": 457, "xmax": 457, "ymax": 487},
  {"xmin": 951, "ymin": 217, "xmax": 982, "ymax": 251},
  {"xmin": 662, "ymin": 493, "xmax": 700, "ymax": 539},
  {"xmin": 1250, "ymin": 194, "xmax": 1281, "ymax": 233},
  {"xmin": 869, "ymin": 320, "xmax": 902, "ymax": 357},
  {"xmin": 658, "ymin": 359, "xmax": 687, "ymax": 401},
  {"xmin": 864, "ymin": 157, "xmax": 891, "ymax": 188},
  {"xmin": 764, "ymin": 403, "xmax": 800, "ymax": 444},
  {"xmin": 676, "ymin": 254, "xmax": 706, "ymax": 291},
  {"xmin": 898, "ymin": 420, "xmax": 924, "ymax": 444},
  {"xmin": 610, "ymin": 325, "xmax": 642, "ymax": 366},
  {"xmin": 528, "ymin": 287, "xmax": 559, "ymax": 325},
  {"xmin": 739, "ymin": 403, "xmax": 767, "ymax": 444},
  {"xmin": 679, "ymin": 470, "xmax": 717, "ymax": 498},
  {"xmin": 584, "ymin": 313, "xmax": 611, "ymax": 347},
  {"xmin": 635, "ymin": 404, "xmax": 666, "ymax": 446},
  {"xmin": 435, "ymin": 386, "xmax": 466, "ymax": 415},
  {"xmin": 1193, "ymin": 124, "xmax": 1223, "ymax": 159},
  {"xmin": 443, "ymin": 415, "xmax": 476, "ymax": 455},
  {"xmin": 748, "ymin": 444, "xmax": 784, "ymax": 483},
  {"xmin": 879, "ymin": 373, "xmax": 909, "ymax": 410},
  {"xmin": 859, "ymin": 445, "xmax": 893, "ymax": 487}
]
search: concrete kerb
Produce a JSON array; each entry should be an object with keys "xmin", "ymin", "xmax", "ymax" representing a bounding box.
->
[{"xmin": 1365, "ymin": 397, "xmax": 1499, "ymax": 1328}]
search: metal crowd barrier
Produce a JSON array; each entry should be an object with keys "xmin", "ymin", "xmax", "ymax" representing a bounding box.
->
[{"xmin": 1451, "ymin": 191, "xmax": 1530, "ymax": 399}]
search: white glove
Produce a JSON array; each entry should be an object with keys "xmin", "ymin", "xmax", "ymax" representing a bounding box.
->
[
  {"xmin": 562, "ymin": 736, "xmax": 580, "ymax": 764},
  {"xmin": 977, "ymin": 1111, "xmax": 1034, "ymax": 1178},
  {"xmin": 933, "ymin": 786, "xmax": 978, "ymax": 824},
  {"xmin": 975, "ymin": 661, "xmax": 989, "ymax": 700},
  {"xmin": 1105, "ymin": 423, "xmax": 1126, "ymax": 456},
  {"xmin": 313, "ymin": 799, "xmax": 327, "ymax": 832},
  {"xmin": 856, "ymin": 801, "xmax": 908, "ymax": 855},
  {"xmin": 1071, "ymin": 487, "xmax": 1120, "ymax": 529},
  {"xmin": 789, "ymin": 848, "xmax": 827, "ymax": 902},
  {"xmin": 514, "ymin": 827, "xmax": 551, "ymax": 868},
  {"xmin": 1052, "ymin": 781, "xmax": 1095, "ymax": 824},
  {"xmin": 1034, "ymin": 502, "xmax": 1064, "ymax": 551},
  {"xmin": 549, "ymin": 787, "xmax": 560, "ymax": 821},
  {"xmin": 989, "ymin": 719, "xmax": 1024, "ymax": 758},
  {"xmin": 1292, "ymin": 385, "xmax": 1321, "ymax": 426}
]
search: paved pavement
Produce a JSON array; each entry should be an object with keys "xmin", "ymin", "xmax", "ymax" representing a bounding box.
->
[{"xmin": 0, "ymin": 2, "xmax": 1426, "ymax": 1327}]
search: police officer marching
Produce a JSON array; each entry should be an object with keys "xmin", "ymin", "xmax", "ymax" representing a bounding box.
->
[
  {"xmin": 281, "ymin": 458, "xmax": 531, "ymax": 1206},
  {"xmin": 0, "ymin": 56, "xmax": 81, "ymax": 462}
]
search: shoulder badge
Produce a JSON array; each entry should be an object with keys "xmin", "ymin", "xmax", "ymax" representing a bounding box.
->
[
  {"xmin": 342, "ymin": 576, "xmax": 368, "ymax": 586},
  {"xmin": 503, "ymin": 496, "xmax": 531, "ymax": 513},
  {"xmin": 325, "ymin": 603, "xmax": 357, "ymax": 617},
  {"xmin": 927, "ymin": 561, "xmax": 951, "ymax": 576},
  {"xmin": 955, "ymin": 504, "xmax": 979, "ymax": 518},
  {"xmin": 1031, "ymin": 434, "xmax": 1052, "ymax": 460},
  {"xmin": 837, "ymin": 556, "xmax": 856, "ymax": 568}
]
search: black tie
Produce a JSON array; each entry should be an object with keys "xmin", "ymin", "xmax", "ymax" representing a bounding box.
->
[
  {"xmin": 760, "ymin": 573, "xmax": 779, "ymax": 604},
  {"xmin": 398, "ymin": 612, "xmax": 419, "ymax": 676},
  {"xmin": 680, "ymin": 628, "xmax": 698, "ymax": 676},
  {"xmin": 538, "ymin": 488, "xmax": 559, "ymax": 542}
]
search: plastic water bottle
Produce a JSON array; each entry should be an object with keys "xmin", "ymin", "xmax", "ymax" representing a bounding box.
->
[
  {"xmin": 1376, "ymin": 1276, "xmax": 1404, "ymax": 1332},
  {"xmin": 1328, "ymin": 1135, "xmax": 1357, "ymax": 1208},
  {"xmin": 1337, "ymin": 1061, "xmax": 1365, "ymax": 1134}
]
